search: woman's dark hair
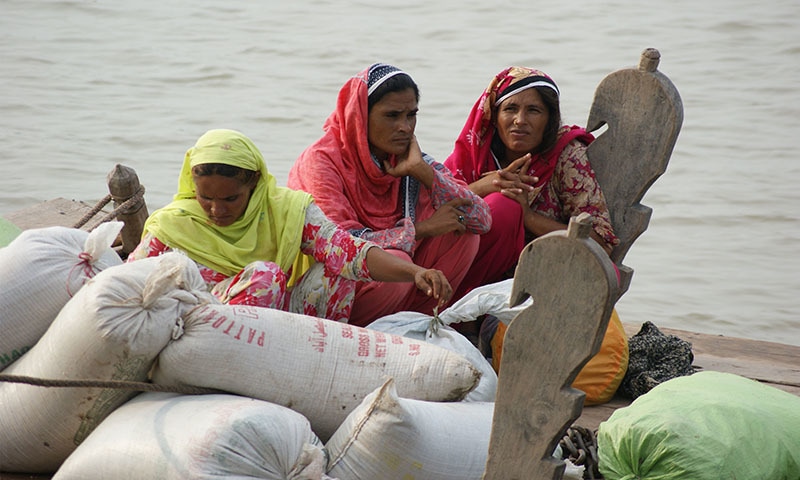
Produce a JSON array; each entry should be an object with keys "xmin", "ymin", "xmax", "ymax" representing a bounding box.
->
[
  {"xmin": 491, "ymin": 85, "xmax": 562, "ymax": 157},
  {"xmin": 537, "ymin": 86, "xmax": 562, "ymax": 154},
  {"xmin": 191, "ymin": 163, "xmax": 259, "ymax": 186},
  {"xmin": 368, "ymin": 73, "xmax": 420, "ymax": 111}
]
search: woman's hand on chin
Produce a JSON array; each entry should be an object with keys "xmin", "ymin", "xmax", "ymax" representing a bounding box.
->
[{"xmin": 383, "ymin": 136, "xmax": 432, "ymax": 185}]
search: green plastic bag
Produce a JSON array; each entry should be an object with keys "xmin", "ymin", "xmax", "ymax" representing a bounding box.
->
[
  {"xmin": 0, "ymin": 217, "xmax": 21, "ymax": 247},
  {"xmin": 598, "ymin": 371, "xmax": 800, "ymax": 480}
]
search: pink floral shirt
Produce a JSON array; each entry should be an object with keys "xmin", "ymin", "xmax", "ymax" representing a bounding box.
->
[
  {"xmin": 128, "ymin": 203, "xmax": 374, "ymax": 321},
  {"xmin": 526, "ymin": 140, "xmax": 618, "ymax": 247}
]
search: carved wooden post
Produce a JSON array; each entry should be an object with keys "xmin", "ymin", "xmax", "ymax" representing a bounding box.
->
[
  {"xmin": 106, "ymin": 164, "xmax": 148, "ymax": 258},
  {"xmin": 483, "ymin": 213, "xmax": 618, "ymax": 480},
  {"xmin": 585, "ymin": 48, "xmax": 683, "ymax": 297}
]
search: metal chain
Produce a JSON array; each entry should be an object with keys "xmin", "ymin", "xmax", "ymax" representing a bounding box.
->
[{"xmin": 559, "ymin": 425, "xmax": 602, "ymax": 479}]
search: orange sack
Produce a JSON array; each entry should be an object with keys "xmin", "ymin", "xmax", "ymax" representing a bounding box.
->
[{"xmin": 490, "ymin": 308, "xmax": 628, "ymax": 405}]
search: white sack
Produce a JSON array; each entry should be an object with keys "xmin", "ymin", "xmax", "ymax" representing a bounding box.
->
[
  {"xmin": 0, "ymin": 252, "xmax": 214, "ymax": 473},
  {"xmin": 0, "ymin": 223, "xmax": 123, "ymax": 370},
  {"xmin": 152, "ymin": 304, "xmax": 481, "ymax": 441},
  {"xmin": 368, "ymin": 312, "xmax": 497, "ymax": 402},
  {"xmin": 54, "ymin": 392, "xmax": 333, "ymax": 480},
  {"xmin": 437, "ymin": 278, "xmax": 531, "ymax": 326},
  {"xmin": 325, "ymin": 378, "xmax": 494, "ymax": 480}
]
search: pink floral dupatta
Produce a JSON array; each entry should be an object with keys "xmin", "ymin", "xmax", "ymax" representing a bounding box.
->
[{"xmin": 289, "ymin": 66, "xmax": 407, "ymax": 232}]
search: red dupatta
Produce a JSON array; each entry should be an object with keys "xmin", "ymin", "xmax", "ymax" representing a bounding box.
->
[
  {"xmin": 288, "ymin": 66, "xmax": 405, "ymax": 232},
  {"xmin": 444, "ymin": 66, "xmax": 593, "ymax": 190}
]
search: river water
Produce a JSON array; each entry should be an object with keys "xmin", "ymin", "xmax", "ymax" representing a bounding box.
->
[{"xmin": 2, "ymin": 0, "xmax": 798, "ymax": 346}]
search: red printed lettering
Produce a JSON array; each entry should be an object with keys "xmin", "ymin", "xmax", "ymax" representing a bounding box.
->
[
  {"xmin": 408, "ymin": 344, "xmax": 421, "ymax": 356},
  {"xmin": 207, "ymin": 308, "xmax": 266, "ymax": 347},
  {"xmin": 310, "ymin": 318, "xmax": 328, "ymax": 353},
  {"xmin": 341, "ymin": 324, "xmax": 354, "ymax": 339},
  {"xmin": 234, "ymin": 324, "xmax": 244, "ymax": 340},
  {"xmin": 198, "ymin": 307, "xmax": 216, "ymax": 324},
  {"xmin": 374, "ymin": 331, "xmax": 387, "ymax": 358},
  {"xmin": 223, "ymin": 321, "xmax": 236, "ymax": 335},
  {"xmin": 314, "ymin": 319, "xmax": 327, "ymax": 337},
  {"xmin": 357, "ymin": 331, "xmax": 370, "ymax": 357},
  {"xmin": 212, "ymin": 314, "xmax": 227, "ymax": 329}
]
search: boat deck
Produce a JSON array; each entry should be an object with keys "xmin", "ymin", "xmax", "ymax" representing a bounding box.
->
[{"xmin": 576, "ymin": 323, "xmax": 800, "ymax": 431}]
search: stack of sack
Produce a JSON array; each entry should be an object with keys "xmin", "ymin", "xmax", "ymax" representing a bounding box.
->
[
  {"xmin": 0, "ymin": 226, "xmax": 498, "ymax": 478},
  {"xmin": 136, "ymin": 279, "xmax": 584, "ymax": 478},
  {"xmin": 52, "ymin": 378, "xmax": 496, "ymax": 480},
  {"xmin": 0, "ymin": 250, "xmax": 215, "ymax": 473},
  {"xmin": 1, "ymin": 226, "xmax": 586, "ymax": 479},
  {"xmin": 47, "ymin": 301, "xmax": 493, "ymax": 478}
]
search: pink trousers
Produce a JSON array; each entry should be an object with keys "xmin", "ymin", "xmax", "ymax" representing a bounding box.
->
[
  {"xmin": 453, "ymin": 192, "xmax": 526, "ymax": 300},
  {"xmin": 348, "ymin": 231, "xmax": 480, "ymax": 327}
]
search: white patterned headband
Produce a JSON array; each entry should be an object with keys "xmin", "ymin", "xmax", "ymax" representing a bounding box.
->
[
  {"xmin": 494, "ymin": 76, "xmax": 560, "ymax": 106},
  {"xmin": 367, "ymin": 63, "xmax": 408, "ymax": 96}
]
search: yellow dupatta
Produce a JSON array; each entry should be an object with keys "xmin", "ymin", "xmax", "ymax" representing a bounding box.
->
[{"xmin": 144, "ymin": 129, "xmax": 314, "ymax": 286}]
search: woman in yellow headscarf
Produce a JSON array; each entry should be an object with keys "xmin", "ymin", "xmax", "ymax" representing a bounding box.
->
[{"xmin": 129, "ymin": 129, "xmax": 453, "ymax": 321}]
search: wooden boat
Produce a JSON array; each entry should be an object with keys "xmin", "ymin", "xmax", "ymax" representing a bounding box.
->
[{"xmin": 2, "ymin": 49, "xmax": 799, "ymax": 479}]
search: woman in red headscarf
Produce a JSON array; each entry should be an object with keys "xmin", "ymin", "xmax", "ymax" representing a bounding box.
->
[
  {"xmin": 289, "ymin": 64, "xmax": 491, "ymax": 327},
  {"xmin": 445, "ymin": 66, "xmax": 618, "ymax": 299},
  {"xmin": 445, "ymin": 67, "xmax": 630, "ymax": 406}
]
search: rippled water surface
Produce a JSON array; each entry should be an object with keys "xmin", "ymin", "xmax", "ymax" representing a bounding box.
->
[{"xmin": 2, "ymin": 0, "xmax": 798, "ymax": 345}]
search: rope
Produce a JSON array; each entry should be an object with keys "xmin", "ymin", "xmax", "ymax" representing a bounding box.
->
[
  {"xmin": 0, "ymin": 373, "xmax": 221, "ymax": 395},
  {"xmin": 72, "ymin": 185, "xmax": 146, "ymax": 231},
  {"xmin": 72, "ymin": 194, "xmax": 112, "ymax": 229}
]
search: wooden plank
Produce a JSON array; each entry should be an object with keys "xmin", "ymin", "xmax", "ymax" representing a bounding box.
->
[
  {"xmin": 574, "ymin": 323, "xmax": 800, "ymax": 432},
  {"xmin": 2, "ymin": 198, "xmax": 97, "ymax": 232},
  {"xmin": 573, "ymin": 397, "xmax": 631, "ymax": 432},
  {"xmin": 2, "ymin": 165, "xmax": 145, "ymax": 258},
  {"xmin": 483, "ymin": 214, "xmax": 618, "ymax": 480}
]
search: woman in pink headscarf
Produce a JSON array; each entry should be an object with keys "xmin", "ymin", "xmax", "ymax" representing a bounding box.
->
[
  {"xmin": 445, "ymin": 66, "xmax": 619, "ymax": 299},
  {"xmin": 445, "ymin": 67, "xmax": 630, "ymax": 406},
  {"xmin": 289, "ymin": 63, "xmax": 491, "ymax": 327}
]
